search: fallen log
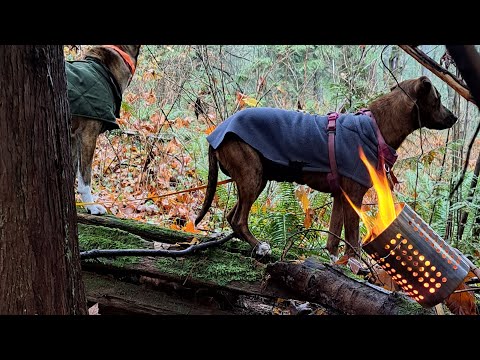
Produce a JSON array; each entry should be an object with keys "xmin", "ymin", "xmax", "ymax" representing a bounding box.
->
[
  {"xmin": 84, "ymin": 271, "xmax": 280, "ymax": 315},
  {"xmin": 266, "ymin": 257, "xmax": 434, "ymax": 315},
  {"xmin": 82, "ymin": 256, "xmax": 332, "ymax": 315},
  {"xmin": 78, "ymin": 214, "xmax": 433, "ymax": 314},
  {"xmin": 77, "ymin": 212, "xmax": 208, "ymax": 244}
]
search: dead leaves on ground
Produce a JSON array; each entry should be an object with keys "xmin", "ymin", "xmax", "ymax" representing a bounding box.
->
[
  {"xmin": 444, "ymin": 271, "xmax": 478, "ymax": 315},
  {"xmin": 82, "ymin": 88, "xmax": 209, "ymax": 231}
]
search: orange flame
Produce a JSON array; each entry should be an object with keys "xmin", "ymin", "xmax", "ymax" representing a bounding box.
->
[{"xmin": 344, "ymin": 147, "xmax": 401, "ymax": 245}]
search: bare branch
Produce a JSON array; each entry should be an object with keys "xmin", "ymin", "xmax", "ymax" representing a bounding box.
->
[{"xmin": 399, "ymin": 45, "xmax": 475, "ymax": 104}]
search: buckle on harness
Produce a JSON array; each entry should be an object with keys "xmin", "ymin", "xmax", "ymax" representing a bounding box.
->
[{"xmin": 327, "ymin": 112, "xmax": 338, "ymax": 133}]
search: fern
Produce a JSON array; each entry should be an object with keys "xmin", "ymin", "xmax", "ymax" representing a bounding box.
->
[{"xmin": 250, "ymin": 182, "xmax": 302, "ymax": 246}]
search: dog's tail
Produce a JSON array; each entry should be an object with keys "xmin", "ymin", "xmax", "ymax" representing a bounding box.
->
[{"xmin": 195, "ymin": 145, "xmax": 218, "ymax": 226}]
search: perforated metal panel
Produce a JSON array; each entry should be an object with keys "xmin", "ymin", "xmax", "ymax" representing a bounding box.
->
[{"xmin": 363, "ymin": 203, "xmax": 469, "ymax": 308}]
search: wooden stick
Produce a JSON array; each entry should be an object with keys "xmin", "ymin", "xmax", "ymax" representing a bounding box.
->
[{"xmin": 399, "ymin": 45, "xmax": 475, "ymax": 104}]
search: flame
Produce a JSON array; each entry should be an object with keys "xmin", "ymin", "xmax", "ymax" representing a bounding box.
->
[{"xmin": 344, "ymin": 147, "xmax": 400, "ymax": 244}]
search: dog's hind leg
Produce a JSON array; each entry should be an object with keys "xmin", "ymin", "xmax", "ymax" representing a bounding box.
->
[
  {"xmin": 217, "ymin": 138, "xmax": 271, "ymax": 256},
  {"xmin": 232, "ymin": 178, "xmax": 269, "ymax": 255},
  {"xmin": 72, "ymin": 117, "xmax": 106, "ymax": 215},
  {"xmin": 326, "ymin": 196, "xmax": 344, "ymax": 261}
]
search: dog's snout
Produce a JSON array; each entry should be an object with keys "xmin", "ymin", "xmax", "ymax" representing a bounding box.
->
[
  {"xmin": 442, "ymin": 106, "xmax": 458, "ymax": 126},
  {"xmin": 449, "ymin": 113, "xmax": 458, "ymax": 126}
]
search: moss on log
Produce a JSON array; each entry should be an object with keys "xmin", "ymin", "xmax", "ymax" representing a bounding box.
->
[
  {"xmin": 78, "ymin": 213, "xmax": 436, "ymax": 315},
  {"xmin": 77, "ymin": 212, "xmax": 208, "ymax": 244}
]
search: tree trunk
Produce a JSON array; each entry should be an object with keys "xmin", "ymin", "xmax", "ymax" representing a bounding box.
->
[
  {"xmin": 387, "ymin": 45, "xmax": 401, "ymax": 88},
  {"xmin": 0, "ymin": 45, "xmax": 87, "ymax": 314}
]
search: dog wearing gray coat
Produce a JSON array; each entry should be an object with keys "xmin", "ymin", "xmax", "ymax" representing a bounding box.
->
[{"xmin": 195, "ymin": 76, "xmax": 458, "ymax": 257}]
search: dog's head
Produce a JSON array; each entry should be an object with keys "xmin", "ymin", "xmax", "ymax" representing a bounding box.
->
[
  {"xmin": 390, "ymin": 76, "xmax": 458, "ymax": 130},
  {"xmin": 83, "ymin": 45, "xmax": 141, "ymax": 92}
]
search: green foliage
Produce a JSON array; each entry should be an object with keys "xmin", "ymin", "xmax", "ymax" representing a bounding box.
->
[
  {"xmin": 396, "ymin": 166, "xmax": 450, "ymax": 236},
  {"xmin": 248, "ymin": 182, "xmax": 332, "ymax": 261},
  {"xmin": 250, "ymin": 182, "xmax": 302, "ymax": 249}
]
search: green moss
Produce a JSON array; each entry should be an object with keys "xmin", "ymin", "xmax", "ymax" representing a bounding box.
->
[
  {"xmin": 78, "ymin": 224, "xmax": 149, "ymax": 267},
  {"xmin": 223, "ymin": 239, "xmax": 252, "ymax": 252},
  {"xmin": 394, "ymin": 295, "xmax": 434, "ymax": 315},
  {"xmin": 78, "ymin": 211, "xmax": 209, "ymax": 244},
  {"xmin": 155, "ymin": 248, "xmax": 264, "ymax": 286}
]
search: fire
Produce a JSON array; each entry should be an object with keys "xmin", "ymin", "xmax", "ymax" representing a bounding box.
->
[{"xmin": 344, "ymin": 147, "xmax": 401, "ymax": 244}]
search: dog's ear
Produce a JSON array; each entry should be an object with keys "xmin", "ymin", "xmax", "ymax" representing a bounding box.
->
[{"xmin": 415, "ymin": 76, "xmax": 433, "ymax": 97}]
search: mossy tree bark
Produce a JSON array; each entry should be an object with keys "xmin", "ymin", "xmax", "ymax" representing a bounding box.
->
[{"xmin": 0, "ymin": 45, "xmax": 87, "ymax": 314}]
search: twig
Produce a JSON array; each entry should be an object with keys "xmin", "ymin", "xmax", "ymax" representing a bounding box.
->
[
  {"xmin": 453, "ymin": 287, "xmax": 480, "ymax": 293},
  {"xmin": 80, "ymin": 233, "xmax": 235, "ymax": 259},
  {"xmin": 279, "ymin": 228, "xmax": 377, "ymax": 276}
]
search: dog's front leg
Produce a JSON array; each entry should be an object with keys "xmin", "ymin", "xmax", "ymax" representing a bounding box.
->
[
  {"xmin": 340, "ymin": 181, "xmax": 368, "ymax": 259},
  {"xmin": 75, "ymin": 119, "xmax": 106, "ymax": 215},
  {"xmin": 77, "ymin": 170, "xmax": 107, "ymax": 215}
]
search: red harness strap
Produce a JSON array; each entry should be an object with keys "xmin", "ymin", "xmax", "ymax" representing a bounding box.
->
[
  {"xmin": 326, "ymin": 111, "xmax": 341, "ymax": 194},
  {"xmin": 326, "ymin": 109, "xmax": 399, "ymax": 194}
]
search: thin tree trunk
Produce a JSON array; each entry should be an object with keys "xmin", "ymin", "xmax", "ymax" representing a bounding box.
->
[
  {"xmin": 458, "ymin": 152, "xmax": 480, "ymax": 240},
  {"xmin": 445, "ymin": 80, "xmax": 462, "ymax": 244},
  {"xmin": 0, "ymin": 45, "xmax": 87, "ymax": 314}
]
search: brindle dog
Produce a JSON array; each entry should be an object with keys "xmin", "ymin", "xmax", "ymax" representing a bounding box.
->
[
  {"xmin": 195, "ymin": 76, "xmax": 458, "ymax": 256},
  {"xmin": 68, "ymin": 45, "xmax": 141, "ymax": 215}
]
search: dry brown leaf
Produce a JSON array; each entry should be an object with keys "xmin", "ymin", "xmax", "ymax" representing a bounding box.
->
[
  {"xmin": 295, "ymin": 187, "xmax": 310, "ymax": 213},
  {"xmin": 143, "ymin": 89, "xmax": 156, "ymax": 105},
  {"xmin": 444, "ymin": 272, "xmax": 478, "ymax": 315},
  {"xmin": 303, "ymin": 208, "xmax": 314, "ymax": 229},
  {"xmin": 370, "ymin": 265, "xmax": 400, "ymax": 292},
  {"xmin": 236, "ymin": 91, "xmax": 246, "ymax": 108},
  {"xmin": 170, "ymin": 223, "xmax": 181, "ymax": 231},
  {"xmin": 204, "ymin": 125, "xmax": 216, "ymax": 135},
  {"xmin": 181, "ymin": 220, "xmax": 200, "ymax": 234},
  {"xmin": 335, "ymin": 254, "xmax": 349, "ymax": 265}
]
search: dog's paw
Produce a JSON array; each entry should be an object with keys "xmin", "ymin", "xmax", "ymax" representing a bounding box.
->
[
  {"xmin": 86, "ymin": 204, "xmax": 107, "ymax": 215},
  {"xmin": 256, "ymin": 242, "xmax": 271, "ymax": 256}
]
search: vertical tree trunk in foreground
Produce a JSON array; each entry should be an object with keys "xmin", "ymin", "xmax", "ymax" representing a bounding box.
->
[{"xmin": 0, "ymin": 45, "xmax": 87, "ymax": 314}]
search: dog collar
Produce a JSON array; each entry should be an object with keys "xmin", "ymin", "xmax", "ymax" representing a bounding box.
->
[{"xmin": 103, "ymin": 45, "xmax": 136, "ymax": 75}]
